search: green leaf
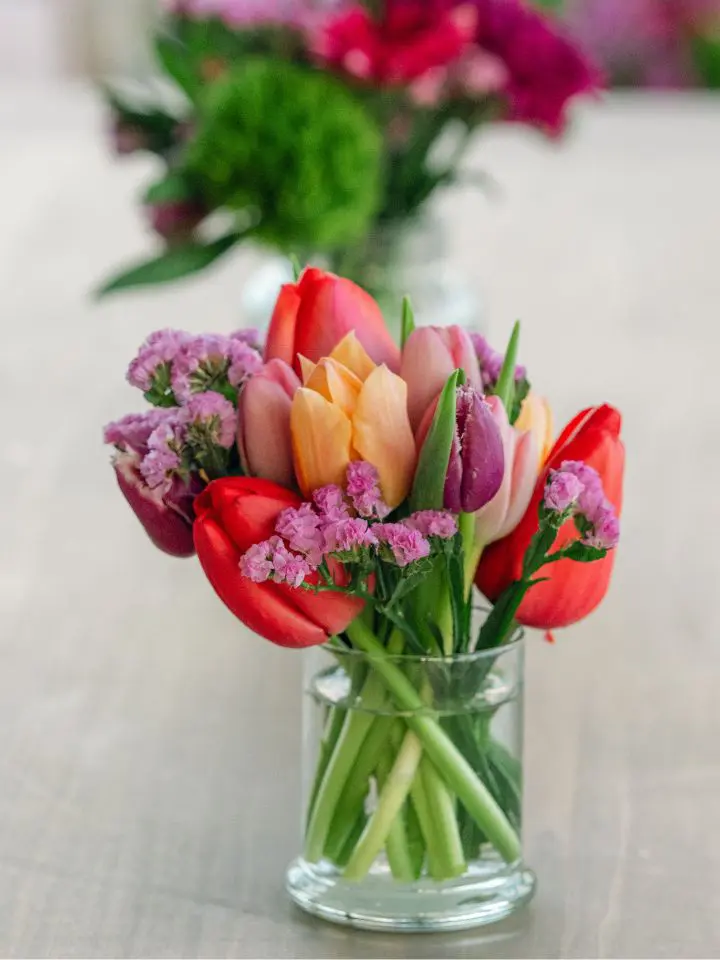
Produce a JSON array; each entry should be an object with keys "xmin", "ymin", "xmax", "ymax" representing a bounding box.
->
[
  {"xmin": 290, "ymin": 254, "xmax": 302, "ymax": 282},
  {"xmin": 96, "ymin": 232, "xmax": 241, "ymax": 297},
  {"xmin": 410, "ymin": 370, "xmax": 459, "ymax": 511},
  {"xmin": 509, "ymin": 376, "xmax": 531, "ymax": 425},
  {"xmin": 401, "ymin": 296, "xmax": 416, "ymax": 349},
  {"xmin": 154, "ymin": 32, "xmax": 199, "ymax": 101},
  {"xmin": 561, "ymin": 542, "xmax": 608, "ymax": 564},
  {"xmin": 495, "ymin": 321, "xmax": 520, "ymax": 417},
  {"xmin": 143, "ymin": 171, "xmax": 196, "ymax": 206}
]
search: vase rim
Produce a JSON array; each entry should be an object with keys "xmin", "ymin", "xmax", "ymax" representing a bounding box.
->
[{"xmin": 323, "ymin": 625, "xmax": 524, "ymax": 665}]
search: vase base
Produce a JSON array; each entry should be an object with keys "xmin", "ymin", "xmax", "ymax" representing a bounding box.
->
[{"xmin": 285, "ymin": 857, "xmax": 536, "ymax": 933}]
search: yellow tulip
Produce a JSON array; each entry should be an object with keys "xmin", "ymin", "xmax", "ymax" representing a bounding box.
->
[
  {"xmin": 516, "ymin": 393, "xmax": 554, "ymax": 468},
  {"xmin": 290, "ymin": 333, "xmax": 416, "ymax": 508}
]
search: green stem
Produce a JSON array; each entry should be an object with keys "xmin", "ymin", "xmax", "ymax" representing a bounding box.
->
[
  {"xmin": 460, "ymin": 511, "xmax": 482, "ymax": 601},
  {"xmin": 306, "ymin": 704, "xmax": 346, "ymax": 830},
  {"xmin": 376, "ymin": 736, "xmax": 416, "ymax": 882},
  {"xmin": 420, "ymin": 758, "xmax": 466, "ymax": 878},
  {"xmin": 343, "ymin": 729, "xmax": 423, "ymax": 881},
  {"xmin": 409, "ymin": 775, "xmax": 442, "ymax": 878},
  {"xmin": 346, "ymin": 619, "xmax": 521, "ymax": 864}
]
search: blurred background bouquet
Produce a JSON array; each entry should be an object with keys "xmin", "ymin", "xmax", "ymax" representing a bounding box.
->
[{"xmin": 99, "ymin": 0, "xmax": 600, "ymax": 329}]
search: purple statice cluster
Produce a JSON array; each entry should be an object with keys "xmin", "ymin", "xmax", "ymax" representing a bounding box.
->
[
  {"xmin": 126, "ymin": 328, "xmax": 262, "ymax": 405},
  {"xmin": 543, "ymin": 460, "xmax": 620, "ymax": 551},
  {"xmin": 105, "ymin": 391, "xmax": 237, "ymax": 493},
  {"xmin": 240, "ymin": 462, "xmax": 458, "ymax": 588},
  {"xmin": 470, "ymin": 333, "xmax": 526, "ymax": 392}
]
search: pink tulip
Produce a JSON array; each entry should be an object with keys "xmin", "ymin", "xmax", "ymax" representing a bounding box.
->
[
  {"xmin": 475, "ymin": 396, "xmax": 540, "ymax": 545},
  {"xmin": 238, "ymin": 359, "xmax": 300, "ymax": 488},
  {"xmin": 401, "ymin": 325, "xmax": 483, "ymax": 430}
]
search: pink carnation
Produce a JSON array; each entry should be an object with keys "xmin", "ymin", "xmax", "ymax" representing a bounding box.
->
[
  {"xmin": 406, "ymin": 511, "xmax": 458, "ymax": 539},
  {"xmin": 323, "ymin": 517, "xmax": 378, "ymax": 554},
  {"xmin": 544, "ymin": 470, "xmax": 584, "ymax": 513},
  {"xmin": 583, "ymin": 503, "xmax": 620, "ymax": 551},
  {"xmin": 240, "ymin": 540, "xmax": 274, "ymax": 583},
  {"xmin": 346, "ymin": 461, "xmax": 390, "ymax": 519},
  {"xmin": 313, "ymin": 485, "xmax": 350, "ymax": 522},
  {"xmin": 275, "ymin": 503, "xmax": 325, "ymax": 567}
]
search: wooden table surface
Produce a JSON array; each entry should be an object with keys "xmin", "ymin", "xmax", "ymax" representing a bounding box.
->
[{"xmin": 1, "ymin": 86, "xmax": 719, "ymax": 959}]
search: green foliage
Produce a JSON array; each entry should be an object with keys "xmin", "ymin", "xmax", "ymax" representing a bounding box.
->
[
  {"xmin": 183, "ymin": 60, "xmax": 382, "ymax": 251},
  {"xmin": 691, "ymin": 35, "xmax": 720, "ymax": 89},
  {"xmin": 410, "ymin": 371, "xmax": 460, "ymax": 511}
]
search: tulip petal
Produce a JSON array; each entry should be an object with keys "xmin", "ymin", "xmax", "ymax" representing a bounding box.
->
[
  {"xmin": 474, "ymin": 399, "xmax": 515, "ymax": 545},
  {"xmin": 352, "ymin": 365, "xmax": 416, "ymax": 509},
  {"xmin": 291, "ymin": 388, "xmax": 353, "ymax": 498},
  {"xmin": 264, "ymin": 283, "xmax": 301, "ymax": 366},
  {"xmin": 328, "ymin": 331, "xmax": 376, "ymax": 382},
  {"xmin": 456, "ymin": 392, "xmax": 505, "ymax": 513},
  {"xmin": 298, "ymin": 355, "xmax": 317, "ymax": 385},
  {"xmin": 305, "ymin": 358, "xmax": 363, "ymax": 417},
  {"xmin": 497, "ymin": 429, "xmax": 540, "ymax": 540},
  {"xmin": 401, "ymin": 327, "xmax": 456, "ymax": 430},
  {"xmin": 516, "ymin": 393, "xmax": 554, "ymax": 469},
  {"xmin": 238, "ymin": 369, "xmax": 299, "ymax": 488}
]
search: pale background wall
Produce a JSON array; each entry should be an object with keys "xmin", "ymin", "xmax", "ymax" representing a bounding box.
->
[{"xmin": 0, "ymin": 0, "xmax": 157, "ymax": 79}]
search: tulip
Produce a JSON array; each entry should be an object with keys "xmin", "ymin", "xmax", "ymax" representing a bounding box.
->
[
  {"xmin": 476, "ymin": 404, "xmax": 624, "ymax": 628},
  {"xmin": 515, "ymin": 392, "xmax": 553, "ymax": 469},
  {"xmin": 291, "ymin": 333, "xmax": 416, "ymax": 509},
  {"xmin": 475, "ymin": 396, "xmax": 541, "ymax": 545},
  {"xmin": 401, "ymin": 325, "xmax": 483, "ymax": 430},
  {"xmin": 193, "ymin": 477, "xmax": 363, "ymax": 647},
  {"xmin": 112, "ymin": 450, "xmax": 198, "ymax": 558},
  {"xmin": 237, "ymin": 359, "xmax": 300, "ymax": 487},
  {"xmin": 147, "ymin": 199, "xmax": 206, "ymax": 243},
  {"xmin": 265, "ymin": 267, "xmax": 400, "ymax": 374},
  {"xmin": 444, "ymin": 387, "xmax": 505, "ymax": 513}
]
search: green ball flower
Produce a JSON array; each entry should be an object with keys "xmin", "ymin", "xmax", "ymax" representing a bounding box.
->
[{"xmin": 184, "ymin": 60, "xmax": 382, "ymax": 251}]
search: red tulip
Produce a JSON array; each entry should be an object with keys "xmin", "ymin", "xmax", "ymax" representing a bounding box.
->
[
  {"xmin": 476, "ymin": 404, "xmax": 624, "ymax": 628},
  {"xmin": 265, "ymin": 267, "xmax": 400, "ymax": 375},
  {"xmin": 193, "ymin": 477, "xmax": 363, "ymax": 648},
  {"xmin": 237, "ymin": 359, "xmax": 300, "ymax": 487}
]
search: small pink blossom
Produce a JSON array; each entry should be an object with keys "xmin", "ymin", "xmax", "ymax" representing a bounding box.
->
[
  {"xmin": 346, "ymin": 461, "xmax": 390, "ymax": 519},
  {"xmin": 240, "ymin": 540, "xmax": 274, "ymax": 582},
  {"xmin": 406, "ymin": 511, "xmax": 458, "ymax": 539},
  {"xmin": 182, "ymin": 392, "xmax": 236, "ymax": 448},
  {"xmin": 544, "ymin": 471, "xmax": 584, "ymax": 513},
  {"xmin": 323, "ymin": 517, "xmax": 378, "ymax": 553},
  {"xmin": 313, "ymin": 485, "xmax": 350, "ymax": 522},
  {"xmin": 558, "ymin": 460, "xmax": 605, "ymax": 521},
  {"xmin": 140, "ymin": 418, "xmax": 186, "ymax": 490},
  {"xmin": 171, "ymin": 334, "xmax": 262, "ymax": 401},
  {"xmin": 374, "ymin": 523, "xmax": 431, "ymax": 567},
  {"xmin": 103, "ymin": 409, "xmax": 176, "ymax": 454},
  {"xmin": 271, "ymin": 539, "xmax": 313, "ymax": 587},
  {"xmin": 583, "ymin": 503, "xmax": 620, "ymax": 551},
  {"xmin": 275, "ymin": 503, "xmax": 325, "ymax": 567},
  {"xmin": 127, "ymin": 329, "xmax": 191, "ymax": 392}
]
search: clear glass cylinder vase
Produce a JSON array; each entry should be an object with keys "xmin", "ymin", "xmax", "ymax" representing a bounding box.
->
[{"xmin": 286, "ymin": 635, "xmax": 535, "ymax": 932}]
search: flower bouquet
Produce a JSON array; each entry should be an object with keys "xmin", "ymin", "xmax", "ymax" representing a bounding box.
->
[
  {"xmin": 104, "ymin": 268, "xmax": 624, "ymax": 931},
  {"xmin": 99, "ymin": 0, "xmax": 600, "ymax": 320}
]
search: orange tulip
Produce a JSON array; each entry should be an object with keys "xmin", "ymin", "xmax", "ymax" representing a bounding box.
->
[
  {"xmin": 290, "ymin": 332, "xmax": 416, "ymax": 508},
  {"xmin": 515, "ymin": 393, "xmax": 553, "ymax": 468}
]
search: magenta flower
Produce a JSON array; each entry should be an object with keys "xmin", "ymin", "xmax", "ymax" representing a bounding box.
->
[
  {"xmin": 445, "ymin": 387, "xmax": 505, "ymax": 514},
  {"xmin": 374, "ymin": 523, "xmax": 431, "ymax": 567},
  {"xmin": 346, "ymin": 461, "xmax": 390, "ymax": 519},
  {"xmin": 557, "ymin": 460, "xmax": 606, "ymax": 521},
  {"xmin": 104, "ymin": 409, "xmax": 177, "ymax": 454},
  {"xmin": 240, "ymin": 536, "xmax": 312, "ymax": 587},
  {"xmin": 240, "ymin": 540, "xmax": 275, "ymax": 583},
  {"xmin": 583, "ymin": 506, "xmax": 620, "ymax": 551},
  {"xmin": 406, "ymin": 510, "xmax": 458, "ymax": 539},
  {"xmin": 140, "ymin": 419, "xmax": 186, "ymax": 490},
  {"xmin": 544, "ymin": 470, "xmax": 584, "ymax": 513},
  {"xmin": 182, "ymin": 392, "xmax": 236, "ymax": 449}
]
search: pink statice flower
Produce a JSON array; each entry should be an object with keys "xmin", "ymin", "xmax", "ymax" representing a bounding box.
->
[
  {"xmin": 406, "ymin": 510, "xmax": 458, "ymax": 539},
  {"xmin": 104, "ymin": 408, "xmax": 179, "ymax": 455},
  {"xmin": 374, "ymin": 523, "xmax": 431, "ymax": 567},
  {"xmin": 583, "ymin": 505, "xmax": 620, "ymax": 551},
  {"xmin": 470, "ymin": 332, "xmax": 526, "ymax": 391},
  {"xmin": 544, "ymin": 470, "xmax": 584, "ymax": 513},
  {"xmin": 240, "ymin": 540, "xmax": 275, "ymax": 583},
  {"xmin": 127, "ymin": 329, "xmax": 191, "ymax": 394},
  {"xmin": 182, "ymin": 392, "xmax": 237, "ymax": 448},
  {"xmin": 346, "ymin": 461, "xmax": 390, "ymax": 519},
  {"xmin": 171, "ymin": 334, "xmax": 262, "ymax": 401},
  {"xmin": 230, "ymin": 328, "xmax": 263, "ymax": 351},
  {"xmin": 275, "ymin": 503, "xmax": 325, "ymax": 567},
  {"xmin": 140, "ymin": 416, "xmax": 186, "ymax": 490},
  {"xmin": 313, "ymin": 485, "xmax": 350, "ymax": 523},
  {"xmin": 557, "ymin": 460, "xmax": 606, "ymax": 521},
  {"xmin": 323, "ymin": 517, "xmax": 378, "ymax": 554}
]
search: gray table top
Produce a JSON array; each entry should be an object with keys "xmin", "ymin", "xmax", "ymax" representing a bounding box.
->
[{"xmin": 1, "ymin": 87, "xmax": 719, "ymax": 959}]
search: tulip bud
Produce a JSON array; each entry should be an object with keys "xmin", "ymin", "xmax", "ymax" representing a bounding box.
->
[
  {"xmin": 112, "ymin": 451, "xmax": 197, "ymax": 557},
  {"xmin": 147, "ymin": 199, "xmax": 206, "ymax": 244},
  {"xmin": 401, "ymin": 325, "xmax": 483, "ymax": 430},
  {"xmin": 238, "ymin": 359, "xmax": 300, "ymax": 488},
  {"xmin": 444, "ymin": 387, "xmax": 505, "ymax": 514}
]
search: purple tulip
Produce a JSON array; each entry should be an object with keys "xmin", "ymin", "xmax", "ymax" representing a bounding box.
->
[
  {"xmin": 445, "ymin": 386, "xmax": 505, "ymax": 514},
  {"xmin": 147, "ymin": 199, "xmax": 206, "ymax": 243}
]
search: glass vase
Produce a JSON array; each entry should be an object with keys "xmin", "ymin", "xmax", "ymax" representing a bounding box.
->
[
  {"xmin": 286, "ymin": 632, "xmax": 535, "ymax": 932},
  {"xmin": 240, "ymin": 216, "xmax": 481, "ymax": 338}
]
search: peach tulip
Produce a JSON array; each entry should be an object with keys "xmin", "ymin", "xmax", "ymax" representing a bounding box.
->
[
  {"xmin": 237, "ymin": 359, "xmax": 300, "ymax": 488},
  {"xmin": 515, "ymin": 392, "xmax": 553, "ymax": 469},
  {"xmin": 291, "ymin": 332, "xmax": 416, "ymax": 508},
  {"xmin": 475, "ymin": 396, "xmax": 541, "ymax": 545},
  {"xmin": 401, "ymin": 325, "xmax": 483, "ymax": 430}
]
